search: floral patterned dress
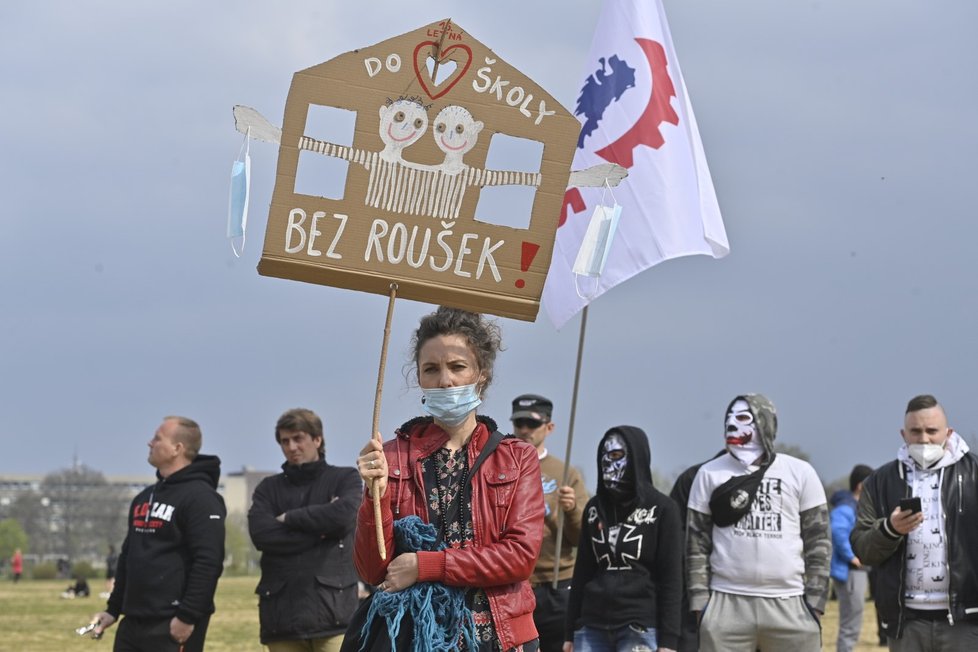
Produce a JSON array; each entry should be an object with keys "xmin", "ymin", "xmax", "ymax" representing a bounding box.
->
[{"xmin": 421, "ymin": 446, "xmax": 538, "ymax": 652}]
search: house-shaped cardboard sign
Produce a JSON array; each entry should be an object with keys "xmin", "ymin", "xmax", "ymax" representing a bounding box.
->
[{"xmin": 258, "ymin": 19, "xmax": 580, "ymax": 321}]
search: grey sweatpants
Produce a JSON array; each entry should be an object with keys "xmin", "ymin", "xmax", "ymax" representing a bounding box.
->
[
  {"xmin": 699, "ymin": 591, "xmax": 821, "ymax": 652},
  {"xmin": 833, "ymin": 570, "xmax": 867, "ymax": 652}
]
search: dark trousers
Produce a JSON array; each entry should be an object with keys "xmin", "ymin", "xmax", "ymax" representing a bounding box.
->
[
  {"xmin": 533, "ymin": 579, "xmax": 572, "ymax": 652},
  {"xmin": 676, "ymin": 609, "xmax": 700, "ymax": 652},
  {"xmin": 114, "ymin": 615, "xmax": 211, "ymax": 652}
]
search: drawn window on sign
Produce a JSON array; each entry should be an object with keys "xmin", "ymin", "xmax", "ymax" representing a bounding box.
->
[
  {"xmin": 474, "ymin": 133, "xmax": 543, "ymax": 230},
  {"xmin": 294, "ymin": 105, "xmax": 356, "ymax": 200}
]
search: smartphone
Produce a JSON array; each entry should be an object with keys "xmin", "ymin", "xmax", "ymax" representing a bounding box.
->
[{"xmin": 899, "ymin": 496, "xmax": 922, "ymax": 514}]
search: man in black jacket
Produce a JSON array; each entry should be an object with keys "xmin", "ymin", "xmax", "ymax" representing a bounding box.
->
[
  {"xmin": 565, "ymin": 425, "xmax": 682, "ymax": 652},
  {"xmin": 92, "ymin": 416, "xmax": 226, "ymax": 651},
  {"xmin": 851, "ymin": 394, "xmax": 978, "ymax": 650},
  {"xmin": 249, "ymin": 408, "xmax": 361, "ymax": 652}
]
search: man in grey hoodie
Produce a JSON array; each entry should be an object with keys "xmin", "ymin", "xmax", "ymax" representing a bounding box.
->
[{"xmin": 686, "ymin": 394, "xmax": 830, "ymax": 652}]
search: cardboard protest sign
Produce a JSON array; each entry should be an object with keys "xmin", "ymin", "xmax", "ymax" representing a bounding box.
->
[{"xmin": 257, "ymin": 19, "xmax": 581, "ymax": 321}]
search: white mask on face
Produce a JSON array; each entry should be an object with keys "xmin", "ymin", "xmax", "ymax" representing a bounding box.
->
[
  {"xmin": 908, "ymin": 443, "xmax": 945, "ymax": 468},
  {"xmin": 725, "ymin": 399, "xmax": 764, "ymax": 464}
]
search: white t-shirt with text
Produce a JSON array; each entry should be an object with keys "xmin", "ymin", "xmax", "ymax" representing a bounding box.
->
[{"xmin": 687, "ymin": 453, "xmax": 826, "ymax": 598}]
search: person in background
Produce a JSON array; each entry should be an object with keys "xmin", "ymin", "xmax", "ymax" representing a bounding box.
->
[
  {"xmin": 11, "ymin": 548, "xmax": 23, "ymax": 583},
  {"xmin": 830, "ymin": 464, "xmax": 873, "ymax": 652},
  {"xmin": 249, "ymin": 408, "xmax": 362, "ymax": 652},
  {"xmin": 63, "ymin": 575, "xmax": 91, "ymax": 599},
  {"xmin": 104, "ymin": 544, "xmax": 119, "ymax": 597},
  {"xmin": 564, "ymin": 426, "xmax": 682, "ymax": 652},
  {"xmin": 851, "ymin": 394, "xmax": 978, "ymax": 650},
  {"xmin": 668, "ymin": 450, "xmax": 724, "ymax": 652},
  {"xmin": 511, "ymin": 394, "xmax": 588, "ymax": 652}
]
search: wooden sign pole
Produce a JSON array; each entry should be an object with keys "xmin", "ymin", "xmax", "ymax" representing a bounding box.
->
[
  {"xmin": 551, "ymin": 304, "xmax": 588, "ymax": 587},
  {"xmin": 371, "ymin": 283, "xmax": 398, "ymax": 560}
]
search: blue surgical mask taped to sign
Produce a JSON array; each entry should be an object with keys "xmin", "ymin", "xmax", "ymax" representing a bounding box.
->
[
  {"xmin": 227, "ymin": 129, "xmax": 251, "ymax": 257},
  {"xmin": 421, "ymin": 384, "xmax": 482, "ymax": 427}
]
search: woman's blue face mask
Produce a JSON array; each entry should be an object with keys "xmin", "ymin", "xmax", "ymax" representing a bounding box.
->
[{"xmin": 421, "ymin": 384, "xmax": 482, "ymax": 426}]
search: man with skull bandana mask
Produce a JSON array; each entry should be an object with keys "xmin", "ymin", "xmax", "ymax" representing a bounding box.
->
[
  {"xmin": 563, "ymin": 426, "xmax": 682, "ymax": 652},
  {"xmin": 686, "ymin": 394, "xmax": 830, "ymax": 652}
]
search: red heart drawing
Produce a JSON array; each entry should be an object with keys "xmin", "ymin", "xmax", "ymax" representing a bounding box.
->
[{"xmin": 412, "ymin": 42, "xmax": 473, "ymax": 100}]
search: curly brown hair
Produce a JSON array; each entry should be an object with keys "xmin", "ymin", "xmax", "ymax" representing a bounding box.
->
[{"xmin": 410, "ymin": 306, "xmax": 503, "ymax": 394}]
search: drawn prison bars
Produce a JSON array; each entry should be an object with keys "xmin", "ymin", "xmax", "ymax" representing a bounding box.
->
[{"xmin": 298, "ymin": 136, "xmax": 543, "ymax": 220}]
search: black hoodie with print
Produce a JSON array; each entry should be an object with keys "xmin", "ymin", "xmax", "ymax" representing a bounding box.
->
[
  {"xmin": 565, "ymin": 426, "xmax": 683, "ymax": 649},
  {"xmin": 107, "ymin": 454, "xmax": 226, "ymax": 625}
]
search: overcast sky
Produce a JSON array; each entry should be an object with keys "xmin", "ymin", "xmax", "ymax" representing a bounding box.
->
[{"xmin": 2, "ymin": 1, "xmax": 977, "ymax": 489}]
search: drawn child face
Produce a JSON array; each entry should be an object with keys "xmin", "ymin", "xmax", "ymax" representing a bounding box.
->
[
  {"xmin": 378, "ymin": 100, "xmax": 428, "ymax": 149},
  {"xmin": 433, "ymin": 105, "xmax": 484, "ymax": 156}
]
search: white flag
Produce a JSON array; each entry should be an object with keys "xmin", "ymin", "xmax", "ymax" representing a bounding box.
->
[{"xmin": 542, "ymin": 0, "xmax": 729, "ymax": 329}]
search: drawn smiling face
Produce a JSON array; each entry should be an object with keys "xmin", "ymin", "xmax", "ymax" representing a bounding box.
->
[
  {"xmin": 433, "ymin": 105, "xmax": 484, "ymax": 157},
  {"xmin": 378, "ymin": 100, "xmax": 428, "ymax": 151}
]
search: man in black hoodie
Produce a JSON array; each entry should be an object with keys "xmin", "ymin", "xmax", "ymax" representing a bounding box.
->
[
  {"xmin": 248, "ymin": 408, "xmax": 361, "ymax": 652},
  {"xmin": 92, "ymin": 416, "xmax": 226, "ymax": 651},
  {"xmin": 564, "ymin": 426, "xmax": 682, "ymax": 652}
]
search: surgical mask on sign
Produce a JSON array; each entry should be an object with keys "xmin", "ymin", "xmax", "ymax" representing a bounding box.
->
[
  {"xmin": 421, "ymin": 384, "xmax": 482, "ymax": 427},
  {"xmin": 908, "ymin": 443, "xmax": 945, "ymax": 468},
  {"xmin": 227, "ymin": 128, "xmax": 251, "ymax": 257}
]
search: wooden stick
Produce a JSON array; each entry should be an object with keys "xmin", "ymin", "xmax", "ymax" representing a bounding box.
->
[
  {"xmin": 430, "ymin": 18, "xmax": 452, "ymax": 83},
  {"xmin": 552, "ymin": 304, "xmax": 589, "ymax": 588},
  {"xmin": 371, "ymin": 283, "xmax": 398, "ymax": 560}
]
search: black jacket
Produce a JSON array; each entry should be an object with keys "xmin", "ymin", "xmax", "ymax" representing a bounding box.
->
[
  {"xmin": 566, "ymin": 426, "xmax": 683, "ymax": 649},
  {"xmin": 107, "ymin": 455, "xmax": 226, "ymax": 625},
  {"xmin": 248, "ymin": 459, "xmax": 362, "ymax": 643},
  {"xmin": 851, "ymin": 451, "xmax": 978, "ymax": 637}
]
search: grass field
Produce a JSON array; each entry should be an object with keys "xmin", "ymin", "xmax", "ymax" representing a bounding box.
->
[{"xmin": 0, "ymin": 576, "xmax": 887, "ymax": 651}]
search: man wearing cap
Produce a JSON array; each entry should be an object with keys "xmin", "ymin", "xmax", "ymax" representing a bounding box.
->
[
  {"xmin": 686, "ymin": 394, "xmax": 830, "ymax": 652},
  {"xmin": 510, "ymin": 394, "xmax": 587, "ymax": 652}
]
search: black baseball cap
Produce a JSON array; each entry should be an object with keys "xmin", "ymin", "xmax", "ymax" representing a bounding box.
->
[{"xmin": 511, "ymin": 394, "xmax": 553, "ymax": 422}]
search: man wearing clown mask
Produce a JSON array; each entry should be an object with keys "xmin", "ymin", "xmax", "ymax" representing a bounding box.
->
[
  {"xmin": 852, "ymin": 395, "xmax": 978, "ymax": 650},
  {"xmin": 685, "ymin": 394, "xmax": 830, "ymax": 652}
]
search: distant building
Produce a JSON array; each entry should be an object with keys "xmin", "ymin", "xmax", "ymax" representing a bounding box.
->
[
  {"xmin": 0, "ymin": 467, "xmax": 277, "ymax": 571},
  {"xmin": 0, "ymin": 467, "xmax": 276, "ymax": 519}
]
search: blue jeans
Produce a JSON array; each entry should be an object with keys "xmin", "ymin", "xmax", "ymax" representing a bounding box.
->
[{"xmin": 573, "ymin": 624, "xmax": 658, "ymax": 652}]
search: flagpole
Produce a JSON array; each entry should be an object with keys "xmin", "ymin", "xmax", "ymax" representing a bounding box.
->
[{"xmin": 551, "ymin": 304, "xmax": 589, "ymax": 588}]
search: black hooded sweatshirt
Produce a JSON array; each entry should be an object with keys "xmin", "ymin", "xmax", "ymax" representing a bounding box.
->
[
  {"xmin": 565, "ymin": 426, "xmax": 683, "ymax": 649},
  {"xmin": 107, "ymin": 454, "xmax": 226, "ymax": 625}
]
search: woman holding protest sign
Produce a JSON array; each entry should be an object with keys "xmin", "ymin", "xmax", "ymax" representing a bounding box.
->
[{"xmin": 352, "ymin": 306, "xmax": 545, "ymax": 652}]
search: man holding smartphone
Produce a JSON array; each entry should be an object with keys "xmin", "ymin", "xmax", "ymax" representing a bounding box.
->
[{"xmin": 851, "ymin": 395, "xmax": 978, "ymax": 650}]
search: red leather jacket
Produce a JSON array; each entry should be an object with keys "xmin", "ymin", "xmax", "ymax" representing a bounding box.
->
[{"xmin": 355, "ymin": 416, "xmax": 545, "ymax": 651}]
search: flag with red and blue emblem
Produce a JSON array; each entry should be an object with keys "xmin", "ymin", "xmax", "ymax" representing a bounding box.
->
[{"xmin": 542, "ymin": 0, "xmax": 729, "ymax": 328}]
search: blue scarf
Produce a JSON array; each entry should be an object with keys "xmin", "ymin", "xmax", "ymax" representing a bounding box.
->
[{"xmin": 361, "ymin": 516, "xmax": 478, "ymax": 652}]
